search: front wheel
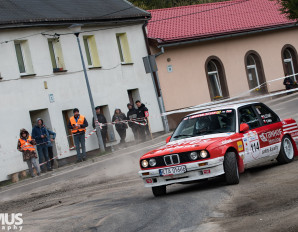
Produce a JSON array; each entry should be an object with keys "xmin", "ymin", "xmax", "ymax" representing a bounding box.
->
[
  {"xmin": 277, "ymin": 135, "xmax": 294, "ymax": 164},
  {"xmin": 224, "ymin": 152, "xmax": 240, "ymax": 185},
  {"xmin": 152, "ymin": 185, "xmax": 166, "ymax": 197}
]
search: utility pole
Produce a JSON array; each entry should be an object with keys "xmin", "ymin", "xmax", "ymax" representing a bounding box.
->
[{"xmin": 69, "ymin": 24, "xmax": 105, "ymax": 152}]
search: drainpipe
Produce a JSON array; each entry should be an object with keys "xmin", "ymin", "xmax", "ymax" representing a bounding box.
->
[{"xmin": 142, "ymin": 21, "xmax": 170, "ymax": 133}]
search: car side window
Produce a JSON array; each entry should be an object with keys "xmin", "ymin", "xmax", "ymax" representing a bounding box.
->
[
  {"xmin": 239, "ymin": 106, "xmax": 261, "ymax": 129},
  {"xmin": 254, "ymin": 104, "xmax": 280, "ymax": 125}
]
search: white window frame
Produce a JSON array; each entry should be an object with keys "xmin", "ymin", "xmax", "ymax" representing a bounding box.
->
[
  {"xmin": 15, "ymin": 42, "xmax": 27, "ymax": 75},
  {"xmin": 247, "ymin": 55, "xmax": 260, "ymax": 87},
  {"xmin": 207, "ymin": 61, "xmax": 223, "ymax": 97},
  {"xmin": 83, "ymin": 37, "xmax": 93, "ymax": 68},
  {"xmin": 48, "ymin": 40, "xmax": 59, "ymax": 69},
  {"xmin": 284, "ymin": 49, "xmax": 297, "ymax": 81}
]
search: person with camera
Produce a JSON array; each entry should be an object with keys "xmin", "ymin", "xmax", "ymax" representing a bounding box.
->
[{"xmin": 32, "ymin": 118, "xmax": 52, "ymax": 172}]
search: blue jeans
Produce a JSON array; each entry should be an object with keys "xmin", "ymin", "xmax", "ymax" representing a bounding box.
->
[
  {"xmin": 74, "ymin": 133, "xmax": 86, "ymax": 160},
  {"xmin": 37, "ymin": 145, "xmax": 51, "ymax": 170}
]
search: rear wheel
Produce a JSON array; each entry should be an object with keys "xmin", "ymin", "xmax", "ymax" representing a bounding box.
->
[
  {"xmin": 277, "ymin": 135, "xmax": 294, "ymax": 164},
  {"xmin": 152, "ymin": 185, "xmax": 166, "ymax": 197},
  {"xmin": 224, "ymin": 152, "xmax": 240, "ymax": 185}
]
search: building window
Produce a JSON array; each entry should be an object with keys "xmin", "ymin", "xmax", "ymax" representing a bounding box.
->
[
  {"xmin": 48, "ymin": 39, "xmax": 66, "ymax": 72},
  {"xmin": 83, "ymin": 36, "xmax": 101, "ymax": 68},
  {"xmin": 116, "ymin": 33, "xmax": 132, "ymax": 64},
  {"xmin": 282, "ymin": 45, "xmax": 298, "ymax": 82},
  {"xmin": 245, "ymin": 51, "xmax": 267, "ymax": 94},
  {"xmin": 205, "ymin": 57, "xmax": 229, "ymax": 101},
  {"xmin": 14, "ymin": 41, "xmax": 34, "ymax": 76}
]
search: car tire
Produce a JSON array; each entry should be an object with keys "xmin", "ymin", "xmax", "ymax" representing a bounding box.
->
[
  {"xmin": 152, "ymin": 185, "xmax": 166, "ymax": 197},
  {"xmin": 277, "ymin": 135, "xmax": 294, "ymax": 164},
  {"xmin": 224, "ymin": 151, "xmax": 240, "ymax": 185}
]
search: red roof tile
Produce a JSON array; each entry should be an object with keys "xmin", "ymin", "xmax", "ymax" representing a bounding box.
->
[{"xmin": 147, "ymin": 0, "xmax": 294, "ymax": 44}]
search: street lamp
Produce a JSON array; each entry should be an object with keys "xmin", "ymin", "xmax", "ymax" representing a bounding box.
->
[{"xmin": 69, "ymin": 24, "xmax": 105, "ymax": 152}]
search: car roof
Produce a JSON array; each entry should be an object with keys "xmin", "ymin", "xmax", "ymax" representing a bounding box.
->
[{"xmin": 186, "ymin": 102, "xmax": 260, "ymax": 117}]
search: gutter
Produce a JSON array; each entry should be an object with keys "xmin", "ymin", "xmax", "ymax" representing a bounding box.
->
[
  {"xmin": 157, "ymin": 24, "xmax": 298, "ymax": 48},
  {"xmin": 0, "ymin": 17, "xmax": 149, "ymax": 30}
]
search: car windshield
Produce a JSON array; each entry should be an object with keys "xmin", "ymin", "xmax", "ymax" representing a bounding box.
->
[{"xmin": 171, "ymin": 109, "xmax": 236, "ymax": 141}]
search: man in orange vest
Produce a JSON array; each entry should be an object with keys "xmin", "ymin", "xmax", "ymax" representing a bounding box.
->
[
  {"xmin": 17, "ymin": 128, "xmax": 41, "ymax": 177},
  {"xmin": 68, "ymin": 108, "xmax": 88, "ymax": 162}
]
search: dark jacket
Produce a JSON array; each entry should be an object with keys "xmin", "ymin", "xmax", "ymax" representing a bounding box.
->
[
  {"xmin": 112, "ymin": 109, "xmax": 127, "ymax": 131},
  {"xmin": 127, "ymin": 107, "xmax": 138, "ymax": 127},
  {"xmin": 137, "ymin": 104, "xmax": 149, "ymax": 123},
  {"xmin": 283, "ymin": 77, "xmax": 294, "ymax": 90},
  {"xmin": 32, "ymin": 118, "xmax": 49, "ymax": 146},
  {"xmin": 68, "ymin": 114, "xmax": 88, "ymax": 134},
  {"xmin": 17, "ymin": 128, "xmax": 38, "ymax": 161},
  {"xmin": 92, "ymin": 114, "xmax": 108, "ymax": 132}
]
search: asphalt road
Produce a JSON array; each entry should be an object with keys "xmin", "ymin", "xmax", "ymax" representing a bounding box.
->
[{"xmin": 0, "ymin": 93, "xmax": 298, "ymax": 232}]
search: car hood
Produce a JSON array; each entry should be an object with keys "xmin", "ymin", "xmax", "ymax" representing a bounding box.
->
[{"xmin": 142, "ymin": 133, "xmax": 234, "ymax": 159}]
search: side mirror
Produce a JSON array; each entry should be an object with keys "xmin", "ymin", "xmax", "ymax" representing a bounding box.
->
[
  {"xmin": 166, "ymin": 136, "xmax": 171, "ymax": 144},
  {"xmin": 239, "ymin": 123, "xmax": 249, "ymax": 133}
]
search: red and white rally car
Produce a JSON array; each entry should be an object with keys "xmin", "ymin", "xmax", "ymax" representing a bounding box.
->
[{"xmin": 139, "ymin": 102, "xmax": 298, "ymax": 196}]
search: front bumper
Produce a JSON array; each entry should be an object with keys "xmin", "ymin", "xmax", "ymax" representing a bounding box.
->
[{"xmin": 138, "ymin": 157, "xmax": 224, "ymax": 187}]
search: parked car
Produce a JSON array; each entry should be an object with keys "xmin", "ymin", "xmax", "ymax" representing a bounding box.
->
[{"xmin": 138, "ymin": 102, "xmax": 298, "ymax": 197}]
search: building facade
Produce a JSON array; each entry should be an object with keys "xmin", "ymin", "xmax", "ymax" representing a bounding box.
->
[
  {"xmin": 147, "ymin": 0, "xmax": 298, "ymax": 128},
  {"xmin": 0, "ymin": 0, "xmax": 164, "ymax": 181}
]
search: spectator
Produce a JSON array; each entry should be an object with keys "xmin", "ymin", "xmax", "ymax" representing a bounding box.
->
[
  {"xmin": 127, "ymin": 103, "xmax": 139, "ymax": 142},
  {"xmin": 45, "ymin": 127, "xmax": 56, "ymax": 168},
  {"xmin": 283, "ymin": 76, "xmax": 294, "ymax": 93},
  {"xmin": 68, "ymin": 108, "xmax": 88, "ymax": 162},
  {"xmin": 136, "ymin": 100, "xmax": 150, "ymax": 142},
  {"xmin": 112, "ymin": 108, "xmax": 127, "ymax": 145},
  {"xmin": 92, "ymin": 106, "xmax": 108, "ymax": 149},
  {"xmin": 17, "ymin": 129, "xmax": 40, "ymax": 177},
  {"xmin": 32, "ymin": 118, "xmax": 52, "ymax": 172}
]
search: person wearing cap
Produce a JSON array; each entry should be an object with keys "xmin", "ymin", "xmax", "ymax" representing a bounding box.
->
[
  {"xmin": 17, "ymin": 129, "xmax": 40, "ymax": 177},
  {"xmin": 112, "ymin": 108, "xmax": 128, "ymax": 145},
  {"xmin": 68, "ymin": 108, "xmax": 88, "ymax": 162},
  {"xmin": 92, "ymin": 106, "xmax": 108, "ymax": 149},
  {"xmin": 127, "ymin": 103, "xmax": 139, "ymax": 142}
]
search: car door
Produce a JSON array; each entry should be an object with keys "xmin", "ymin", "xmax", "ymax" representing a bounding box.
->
[
  {"xmin": 238, "ymin": 105, "xmax": 263, "ymax": 167},
  {"xmin": 253, "ymin": 103, "xmax": 282, "ymax": 159}
]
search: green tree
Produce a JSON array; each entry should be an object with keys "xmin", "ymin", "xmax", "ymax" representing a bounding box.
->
[
  {"xmin": 274, "ymin": 0, "xmax": 298, "ymax": 20},
  {"xmin": 130, "ymin": 0, "xmax": 230, "ymax": 10}
]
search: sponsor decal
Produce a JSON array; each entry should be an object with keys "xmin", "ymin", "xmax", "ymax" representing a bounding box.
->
[
  {"xmin": 241, "ymin": 154, "xmax": 245, "ymax": 160},
  {"xmin": 226, "ymin": 110, "xmax": 232, "ymax": 113},
  {"xmin": 261, "ymin": 113, "xmax": 272, "ymax": 119},
  {"xmin": 259, "ymin": 129, "xmax": 282, "ymax": 144},
  {"xmin": 145, "ymin": 178, "xmax": 153, "ymax": 184},
  {"xmin": 237, "ymin": 141, "xmax": 244, "ymax": 151},
  {"xmin": 222, "ymin": 139, "xmax": 232, "ymax": 145},
  {"xmin": 261, "ymin": 145, "xmax": 279, "ymax": 155},
  {"xmin": 0, "ymin": 213, "xmax": 23, "ymax": 231}
]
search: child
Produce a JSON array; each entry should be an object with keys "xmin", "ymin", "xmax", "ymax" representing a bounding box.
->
[{"xmin": 17, "ymin": 128, "xmax": 40, "ymax": 177}]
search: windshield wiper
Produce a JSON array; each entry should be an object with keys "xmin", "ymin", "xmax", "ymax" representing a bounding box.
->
[{"xmin": 173, "ymin": 134, "xmax": 194, "ymax": 138}]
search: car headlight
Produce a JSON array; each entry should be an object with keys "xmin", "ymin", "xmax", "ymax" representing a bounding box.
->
[
  {"xmin": 141, "ymin": 160, "xmax": 149, "ymax": 168},
  {"xmin": 149, "ymin": 158, "xmax": 157, "ymax": 167},
  {"xmin": 189, "ymin": 152, "xmax": 198, "ymax": 160},
  {"xmin": 200, "ymin": 150, "xmax": 208, "ymax": 159}
]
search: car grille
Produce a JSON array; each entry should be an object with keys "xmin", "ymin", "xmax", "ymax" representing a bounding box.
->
[{"xmin": 143, "ymin": 151, "xmax": 209, "ymax": 168}]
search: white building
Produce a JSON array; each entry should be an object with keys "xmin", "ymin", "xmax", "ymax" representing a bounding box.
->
[{"xmin": 0, "ymin": 0, "xmax": 164, "ymax": 181}]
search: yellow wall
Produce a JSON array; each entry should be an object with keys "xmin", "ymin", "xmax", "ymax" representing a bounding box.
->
[{"xmin": 152, "ymin": 28, "xmax": 298, "ymax": 112}]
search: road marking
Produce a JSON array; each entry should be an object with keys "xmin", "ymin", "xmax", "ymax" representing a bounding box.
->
[{"xmin": 0, "ymin": 141, "xmax": 165, "ymax": 195}]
